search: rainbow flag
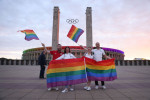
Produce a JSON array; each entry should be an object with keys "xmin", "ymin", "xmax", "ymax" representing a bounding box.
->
[
  {"xmin": 46, "ymin": 57, "xmax": 117, "ymax": 88},
  {"xmin": 67, "ymin": 25, "xmax": 84, "ymax": 43},
  {"xmin": 19, "ymin": 29, "xmax": 39, "ymax": 41},
  {"xmin": 47, "ymin": 58, "xmax": 87, "ymax": 88},
  {"xmin": 85, "ymin": 57, "xmax": 117, "ymax": 81}
]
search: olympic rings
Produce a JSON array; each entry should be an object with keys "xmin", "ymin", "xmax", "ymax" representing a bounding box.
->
[{"xmin": 66, "ymin": 19, "xmax": 79, "ymax": 24}]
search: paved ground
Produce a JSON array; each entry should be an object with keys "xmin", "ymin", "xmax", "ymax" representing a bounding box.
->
[{"xmin": 0, "ymin": 65, "xmax": 150, "ymax": 100}]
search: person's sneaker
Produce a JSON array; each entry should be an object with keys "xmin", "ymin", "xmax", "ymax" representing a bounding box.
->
[
  {"xmin": 95, "ymin": 85, "xmax": 99, "ymax": 89},
  {"xmin": 69, "ymin": 88, "xmax": 74, "ymax": 91},
  {"xmin": 84, "ymin": 86, "xmax": 88, "ymax": 90},
  {"xmin": 62, "ymin": 88, "xmax": 68, "ymax": 93},
  {"xmin": 55, "ymin": 87, "xmax": 59, "ymax": 91},
  {"xmin": 86, "ymin": 87, "xmax": 91, "ymax": 91},
  {"xmin": 102, "ymin": 85, "xmax": 106, "ymax": 89},
  {"xmin": 48, "ymin": 88, "xmax": 51, "ymax": 91}
]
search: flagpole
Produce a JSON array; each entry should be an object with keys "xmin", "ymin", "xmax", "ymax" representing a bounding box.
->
[
  {"xmin": 76, "ymin": 43, "xmax": 81, "ymax": 46},
  {"xmin": 38, "ymin": 39, "xmax": 42, "ymax": 44},
  {"xmin": 84, "ymin": 57, "xmax": 88, "ymax": 82}
]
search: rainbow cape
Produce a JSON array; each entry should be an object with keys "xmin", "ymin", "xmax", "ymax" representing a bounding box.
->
[
  {"xmin": 67, "ymin": 25, "xmax": 84, "ymax": 43},
  {"xmin": 20, "ymin": 29, "xmax": 39, "ymax": 41},
  {"xmin": 47, "ymin": 57, "xmax": 117, "ymax": 88}
]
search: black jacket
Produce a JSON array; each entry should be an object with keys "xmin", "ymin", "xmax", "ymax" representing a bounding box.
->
[{"xmin": 38, "ymin": 52, "xmax": 46, "ymax": 65}]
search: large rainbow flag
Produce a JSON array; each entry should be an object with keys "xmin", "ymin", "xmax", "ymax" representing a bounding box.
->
[
  {"xmin": 85, "ymin": 57, "xmax": 117, "ymax": 81},
  {"xmin": 67, "ymin": 25, "xmax": 84, "ymax": 43},
  {"xmin": 19, "ymin": 29, "xmax": 39, "ymax": 41},
  {"xmin": 47, "ymin": 57, "xmax": 117, "ymax": 88},
  {"xmin": 47, "ymin": 58, "xmax": 87, "ymax": 88}
]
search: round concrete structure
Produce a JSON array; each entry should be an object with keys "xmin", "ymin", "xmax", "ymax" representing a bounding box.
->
[{"xmin": 22, "ymin": 46, "xmax": 124, "ymax": 61}]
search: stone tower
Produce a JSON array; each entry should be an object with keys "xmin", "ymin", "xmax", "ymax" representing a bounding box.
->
[
  {"xmin": 86, "ymin": 7, "xmax": 93, "ymax": 47},
  {"xmin": 52, "ymin": 7, "xmax": 60, "ymax": 50}
]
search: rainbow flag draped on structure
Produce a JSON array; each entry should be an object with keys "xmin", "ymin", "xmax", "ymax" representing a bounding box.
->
[
  {"xmin": 19, "ymin": 29, "xmax": 39, "ymax": 41},
  {"xmin": 67, "ymin": 25, "xmax": 84, "ymax": 43},
  {"xmin": 47, "ymin": 57, "xmax": 117, "ymax": 88}
]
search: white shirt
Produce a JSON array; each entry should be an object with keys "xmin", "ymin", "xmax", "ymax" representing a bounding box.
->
[
  {"xmin": 92, "ymin": 49, "xmax": 105, "ymax": 61},
  {"xmin": 84, "ymin": 53, "xmax": 93, "ymax": 59},
  {"xmin": 56, "ymin": 53, "xmax": 76, "ymax": 60}
]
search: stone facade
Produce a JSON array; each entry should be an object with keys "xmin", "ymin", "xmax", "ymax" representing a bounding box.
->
[
  {"xmin": 52, "ymin": 7, "xmax": 60, "ymax": 50},
  {"xmin": 86, "ymin": 7, "xmax": 93, "ymax": 48}
]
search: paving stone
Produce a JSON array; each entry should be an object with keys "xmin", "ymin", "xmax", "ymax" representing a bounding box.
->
[
  {"xmin": 41, "ymin": 91, "xmax": 59, "ymax": 99},
  {"xmin": 111, "ymin": 97, "xmax": 131, "ymax": 100},
  {"xmin": 3, "ymin": 92, "xmax": 27, "ymax": 99},
  {"xmin": 0, "ymin": 89, "xmax": 14, "ymax": 98},
  {"xmin": 58, "ymin": 91, "xmax": 75, "ymax": 99},
  {"xmin": 21, "ymin": 93, "xmax": 44, "ymax": 99},
  {"xmin": 130, "ymin": 97, "xmax": 150, "ymax": 100},
  {"xmin": 12, "ymin": 89, "xmax": 33, "ymax": 93}
]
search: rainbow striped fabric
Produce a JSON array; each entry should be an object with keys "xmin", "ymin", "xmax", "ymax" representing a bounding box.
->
[
  {"xmin": 47, "ymin": 57, "xmax": 117, "ymax": 88},
  {"xmin": 20, "ymin": 29, "xmax": 39, "ymax": 41},
  {"xmin": 85, "ymin": 57, "xmax": 117, "ymax": 81},
  {"xmin": 67, "ymin": 25, "xmax": 84, "ymax": 43},
  {"xmin": 47, "ymin": 58, "xmax": 87, "ymax": 88}
]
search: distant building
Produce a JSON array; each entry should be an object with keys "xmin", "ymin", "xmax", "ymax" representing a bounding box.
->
[{"xmin": 22, "ymin": 46, "xmax": 124, "ymax": 60}]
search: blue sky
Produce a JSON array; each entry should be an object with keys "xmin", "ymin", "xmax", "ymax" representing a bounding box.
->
[{"xmin": 0, "ymin": 0, "xmax": 150, "ymax": 60}]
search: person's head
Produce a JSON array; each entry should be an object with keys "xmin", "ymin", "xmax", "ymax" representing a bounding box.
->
[
  {"xmin": 57, "ymin": 44, "xmax": 62, "ymax": 51},
  {"xmin": 42, "ymin": 50, "xmax": 46, "ymax": 55},
  {"xmin": 64, "ymin": 47, "xmax": 70, "ymax": 54},
  {"xmin": 87, "ymin": 46, "xmax": 92, "ymax": 53},
  {"xmin": 95, "ymin": 42, "xmax": 100, "ymax": 48},
  {"xmin": 44, "ymin": 50, "xmax": 47, "ymax": 54}
]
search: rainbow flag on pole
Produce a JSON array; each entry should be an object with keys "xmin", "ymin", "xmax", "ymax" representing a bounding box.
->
[
  {"xmin": 19, "ymin": 29, "xmax": 39, "ymax": 41},
  {"xmin": 67, "ymin": 25, "xmax": 84, "ymax": 43},
  {"xmin": 46, "ymin": 57, "xmax": 117, "ymax": 88}
]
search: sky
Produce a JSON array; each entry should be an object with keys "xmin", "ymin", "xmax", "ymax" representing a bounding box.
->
[{"xmin": 0, "ymin": 0, "xmax": 150, "ymax": 60}]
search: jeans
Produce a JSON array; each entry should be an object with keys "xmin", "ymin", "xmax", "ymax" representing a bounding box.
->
[{"xmin": 39, "ymin": 65, "xmax": 45, "ymax": 78}]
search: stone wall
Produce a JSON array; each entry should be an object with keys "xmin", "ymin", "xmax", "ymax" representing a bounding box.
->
[
  {"xmin": 115, "ymin": 60, "xmax": 150, "ymax": 66},
  {"xmin": 0, "ymin": 59, "xmax": 150, "ymax": 66},
  {"xmin": 0, "ymin": 59, "xmax": 50, "ymax": 65}
]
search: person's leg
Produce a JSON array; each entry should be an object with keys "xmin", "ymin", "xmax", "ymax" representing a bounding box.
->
[
  {"xmin": 41, "ymin": 65, "xmax": 45, "ymax": 78},
  {"xmin": 62, "ymin": 85, "xmax": 68, "ymax": 93},
  {"xmin": 95, "ymin": 81, "xmax": 99, "ymax": 85},
  {"xmin": 101, "ymin": 81, "xmax": 106, "ymax": 89},
  {"xmin": 86, "ymin": 81, "xmax": 91, "ymax": 90},
  {"xmin": 87, "ymin": 81, "xmax": 91, "ymax": 86},
  {"xmin": 48, "ymin": 87, "xmax": 52, "ymax": 91},
  {"xmin": 95, "ymin": 81, "xmax": 99, "ymax": 89},
  {"xmin": 69, "ymin": 85, "xmax": 74, "ymax": 91},
  {"xmin": 39, "ymin": 65, "xmax": 43, "ymax": 78},
  {"xmin": 101, "ymin": 81, "xmax": 105, "ymax": 86},
  {"xmin": 84, "ymin": 82, "xmax": 88, "ymax": 90}
]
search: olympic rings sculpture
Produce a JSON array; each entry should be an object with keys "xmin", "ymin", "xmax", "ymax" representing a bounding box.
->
[{"xmin": 66, "ymin": 19, "xmax": 79, "ymax": 24}]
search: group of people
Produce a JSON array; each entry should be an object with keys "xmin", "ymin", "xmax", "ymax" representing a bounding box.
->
[{"xmin": 38, "ymin": 42, "xmax": 111, "ymax": 93}]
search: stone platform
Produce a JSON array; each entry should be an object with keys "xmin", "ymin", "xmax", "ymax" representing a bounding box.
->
[{"xmin": 0, "ymin": 65, "xmax": 150, "ymax": 100}]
